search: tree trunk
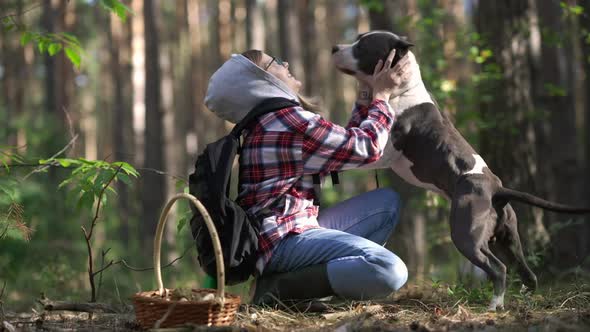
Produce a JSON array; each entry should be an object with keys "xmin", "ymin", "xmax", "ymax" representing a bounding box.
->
[
  {"xmin": 0, "ymin": 0, "xmax": 25, "ymax": 148},
  {"xmin": 246, "ymin": 0, "xmax": 265, "ymax": 50},
  {"xmin": 108, "ymin": 12, "xmax": 133, "ymax": 246},
  {"xmin": 533, "ymin": 0, "xmax": 587, "ymax": 270},
  {"xmin": 187, "ymin": 0, "xmax": 203, "ymax": 157},
  {"xmin": 298, "ymin": 0, "xmax": 318, "ymax": 96},
  {"xmin": 277, "ymin": 0, "xmax": 303, "ymax": 80},
  {"xmin": 474, "ymin": 0, "xmax": 548, "ymax": 250},
  {"xmin": 42, "ymin": 0, "xmax": 57, "ymax": 118},
  {"xmin": 140, "ymin": 0, "xmax": 166, "ymax": 250},
  {"xmin": 365, "ymin": 0, "xmax": 427, "ymax": 280},
  {"xmin": 577, "ymin": 0, "xmax": 590, "ymax": 271}
]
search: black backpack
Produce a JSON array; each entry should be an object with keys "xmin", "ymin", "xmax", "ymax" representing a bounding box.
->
[{"xmin": 189, "ymin": 97, "xmax": 300, "ymax": 285}]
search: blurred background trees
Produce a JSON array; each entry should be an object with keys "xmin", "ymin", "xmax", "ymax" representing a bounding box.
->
[{"xmin": 0, "ymin": 0, "xmax": 589, "ymax": 309}]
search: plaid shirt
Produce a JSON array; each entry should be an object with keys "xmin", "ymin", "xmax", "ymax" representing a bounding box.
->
[{"xmin": 236, "ymin": 99, "xmax": 394, "ymax": 273}]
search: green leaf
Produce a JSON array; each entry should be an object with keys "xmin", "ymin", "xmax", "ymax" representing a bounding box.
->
[
  {"xmin": 60, "ymin": 32, "xmax": 80, "ymax": 45},
  {"xmin": 64, "ymin": 47, "xmax": 81, "ymax": 69},
  {"xmin": 20, "ymin": 31, "xmax": 34, "ymax": 46},
  {"xmin": 57, "ymin": 159, "xmax": 72, "ymax": 167},
  {"xmin": 113, "ymin": 161, "xmax": 139, "ymax": 177},
  {"xmin": 48, "ymin": 43, "xmax": 62, "ymax": 56},
  {"xmin": 78, "ymin": 191, "xmax": 95, "ymax": 211},
  {"xmin": 38, "ymin": 39, "xmax": 48, "ymax": 53},
  {"xmin": 117, "ymin": 173, "xmax": 132, "ymax": 186},
  {"xmin": 177, "ymin": 216, "xmax": 187, "ymax": 233}
]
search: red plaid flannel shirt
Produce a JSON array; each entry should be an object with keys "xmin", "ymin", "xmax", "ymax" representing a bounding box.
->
[{"xmin": 236, "ymin": 99, "xmax": 394, "ymax": 273}]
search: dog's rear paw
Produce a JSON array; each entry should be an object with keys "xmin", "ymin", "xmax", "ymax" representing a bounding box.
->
[{"xmin": 488, "ymin": 294, "xmax": 505, "ymax": 312}]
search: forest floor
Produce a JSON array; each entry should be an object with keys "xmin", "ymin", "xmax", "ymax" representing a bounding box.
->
[{"xmin": 1, "ymin": 282, "xmax": 589, "ymax": 331}]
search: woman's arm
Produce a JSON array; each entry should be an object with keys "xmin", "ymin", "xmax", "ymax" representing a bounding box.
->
[{"xmin": 300, "ymin": 100, "xmax": 394, "ymax": 174}]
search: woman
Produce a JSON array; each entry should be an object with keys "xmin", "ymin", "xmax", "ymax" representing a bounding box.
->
[{"xmin": 204, "ymin": 48, "xmax": 414, "ymax": 305}]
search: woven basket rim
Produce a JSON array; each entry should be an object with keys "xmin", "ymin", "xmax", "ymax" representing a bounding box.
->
[{"xmin": 133, "ymin": 289, "xmax": 241, "ymax": 306}]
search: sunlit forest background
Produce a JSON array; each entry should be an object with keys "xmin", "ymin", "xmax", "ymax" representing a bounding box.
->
[{"xmin": 1, "ymin": 0, "xmax": 589, "ymax": 311}]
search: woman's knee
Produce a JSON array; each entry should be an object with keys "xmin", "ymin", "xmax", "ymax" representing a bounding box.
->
[{"xmin": 374, "ymin": 255, "xmax": 408, "ymax": 293}]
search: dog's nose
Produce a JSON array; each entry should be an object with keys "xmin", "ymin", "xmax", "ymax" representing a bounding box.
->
[{"xmin": 331, "ymin": 46, "xmax": 339, "ymax": 54}]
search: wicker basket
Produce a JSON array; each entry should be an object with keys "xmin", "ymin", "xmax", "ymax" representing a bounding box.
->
[{"xmin": 133, "ymin": 193, "xmax": 241, "ymax": 329}]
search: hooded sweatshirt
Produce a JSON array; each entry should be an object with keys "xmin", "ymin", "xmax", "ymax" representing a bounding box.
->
[
  {"xmin": 205, "ymin": 54, "xmax": 300, "ymax": 123},
  {"xmin": 204, "ymin": 54, "xmax": 395, "ymax": 274}
]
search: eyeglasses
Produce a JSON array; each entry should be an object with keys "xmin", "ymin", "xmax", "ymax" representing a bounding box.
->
[{"xmin": 264, "ymin": 56, "xmax": 287, "ymax": 70}]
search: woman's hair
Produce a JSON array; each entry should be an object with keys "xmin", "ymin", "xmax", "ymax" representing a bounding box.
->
[{"xmin": 241, "ymin": 50, "xmax": 321, "ymax": 113}]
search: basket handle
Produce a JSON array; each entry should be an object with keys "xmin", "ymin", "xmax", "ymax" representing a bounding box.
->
[{"xmin": 153, "ymin": 193, "xmax": 225, "ymax": 302}]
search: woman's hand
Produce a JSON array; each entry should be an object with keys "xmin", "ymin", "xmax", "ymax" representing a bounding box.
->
[{"xmin": 356, "ymin": 49, "xmax": 414, "ymax": 102}]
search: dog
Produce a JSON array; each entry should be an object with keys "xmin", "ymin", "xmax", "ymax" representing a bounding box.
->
[{"xmin": 331, "ymin": 31, "xmax": 590, "ymax": 311}]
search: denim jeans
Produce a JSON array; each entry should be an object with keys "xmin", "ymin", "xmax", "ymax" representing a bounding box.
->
[{"xmin": 263, "ymin": 188, "xmax": 407, "ymax": 300}]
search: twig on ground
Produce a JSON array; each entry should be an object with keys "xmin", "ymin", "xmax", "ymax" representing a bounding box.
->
[
  {"xmin": 37, "ymin": 296, "xmax": 118, "ymax": 313},
  {"xmin": 559, "ymin": 292, "xmax": 590, "ymax": 309}
]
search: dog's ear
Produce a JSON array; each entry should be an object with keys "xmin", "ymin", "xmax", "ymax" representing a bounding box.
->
[{"xmin": 398, "ymin": 36, "xmax": 414, "ymax": 48}]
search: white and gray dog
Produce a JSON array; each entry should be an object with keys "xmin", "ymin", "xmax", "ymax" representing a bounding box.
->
[{"xmin": 332, "ymin": 31, "xmax": 590, "ymax": 311}]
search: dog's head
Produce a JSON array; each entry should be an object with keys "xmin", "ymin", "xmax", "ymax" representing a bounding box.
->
[{"xmin": 332, "ymin": 31, "xmax": 414, "ymax": 76}]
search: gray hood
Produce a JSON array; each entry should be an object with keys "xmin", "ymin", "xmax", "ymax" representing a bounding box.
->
[{"xmin": 204, "ymin": 54, "xmax": 299, "ymax": 124}]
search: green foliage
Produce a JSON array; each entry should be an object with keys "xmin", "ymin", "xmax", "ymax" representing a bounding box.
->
[
  {"xmin": 37, "ymin": 158, "xmax": 139, "ymax": 211},
  {"xmin": 0, "ymin": 151, "xmax": 32, "ymax": 243},
  {"xmin": 99, "ymin": 0, "xmax": 133, "ymax": 22},
  {"xmin": 560, "ymin": 2, "xmax": 584, "ymax": 17},
  {"xmin": 446, "ymin": 282, "xmax": 494, "ymax": 305},
  {"xmin": 20, "ymin": 31, "xmax": 84, "ymax": 69},
  {"xmin": 1, "ymin": 0, "xmax": 133, "ymax": 69},
  {"xmin": 359, "ymin": 0, "xmax": 384, "ymax": 12}
]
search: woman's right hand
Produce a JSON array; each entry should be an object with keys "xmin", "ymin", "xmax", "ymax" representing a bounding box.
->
[{"xmin": 357, "ymin": 49, "xmax": 414, "ymax": 102}]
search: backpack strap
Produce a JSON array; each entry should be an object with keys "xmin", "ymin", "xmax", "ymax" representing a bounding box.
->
[{"xmin": 231, "ymin": 97, "xmax": 300, "ymax": 137}]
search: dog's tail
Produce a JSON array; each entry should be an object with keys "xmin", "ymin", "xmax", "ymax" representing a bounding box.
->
[{"xmin": 495, "ymin": 188, "xmax": 590, "ymax": 214}]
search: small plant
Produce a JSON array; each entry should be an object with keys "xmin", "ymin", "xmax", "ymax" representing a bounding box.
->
[
  {"xmin": 446, "ymin": 282, "xmax": 494, "ymax": 306},
  {"xmin": 41, "ymin": 158, "xmax": 139, "ymax": 302}
]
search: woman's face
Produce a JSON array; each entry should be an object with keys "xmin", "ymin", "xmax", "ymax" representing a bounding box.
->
[{"xmin": 261, "ymin": 53, "xmax": 302, "ymax": 93}]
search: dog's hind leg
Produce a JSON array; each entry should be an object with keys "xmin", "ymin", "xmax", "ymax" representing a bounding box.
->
[
  {"xmin": 452, "ymin": 236, "xmax": 507, "ymax": 311},
  {"xmin": 450, "ymin": 190, "xmax": 507, "ymax": 311},
  {"xmin": 491, "ymin": 204, "xmax": 538, "ymax": 292}
]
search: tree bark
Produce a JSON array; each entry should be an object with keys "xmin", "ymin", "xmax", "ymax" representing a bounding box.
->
[
  {"xmin": 474, "ymin": 0, "xmax": 548, "ymax": 249},
  {"xmin": 108, "ymin": 12, "xmax": 133, "ymax": 246},
  {"xmin": 533, "ymin": 0, "xmax": 587, "ymax": 270},
  {"xmin": 366, "ymin": 0, "xmax": 427, "ymax": 279},
  {"xmin": 140, "ymin": 0, "xmax": 166, "ymax": 249},
  {"xmin": 277, "ymin": 0, "xmax": 303, "ymax": 80},
  {"xmin": 298, "ymin": 0, "xmax": 318, "ymax": 96},
  {"xmin": 246, "ymin": 0, "xmax": 265, "ymax": 50}
]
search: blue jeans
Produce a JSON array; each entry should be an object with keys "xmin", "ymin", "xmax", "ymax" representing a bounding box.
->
[{"xmin": 263, "ymin": 188, "xmax": 407, "ymax": 300}]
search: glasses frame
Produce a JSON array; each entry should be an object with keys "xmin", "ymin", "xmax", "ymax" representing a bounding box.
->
[{"xmin": 264, "ymin": 56, "xmax": 286, "ymax": 71}]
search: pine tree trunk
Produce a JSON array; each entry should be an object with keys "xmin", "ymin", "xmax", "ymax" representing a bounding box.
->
[
  {"xmin": 474, "ymin": 0, "xmax": 548, "ymax": 250},
  {"xmin": 366, "ymin": 0, "xmax": 427, "ymax": 280},
  {"xmin": 298, "ymin": 0, "xmax": 318, "ymax": 96},
  {"xmin": 140, "ymin": 0, "xmax": 166, "ymax": 250},
  {"xmin": 108, "ymin": 12, "xmax": 133, "ymax": 246},
  {"xmin": 246, "ymin": 0, "xmax": 265, "ymax": 50},
  {"xmin": 277, "ymin": 0, "xmax": 303, "ymax": 80},
  {"xmin": 534, "ymin": 0, "xmax": 587, "ymax": 270}
]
